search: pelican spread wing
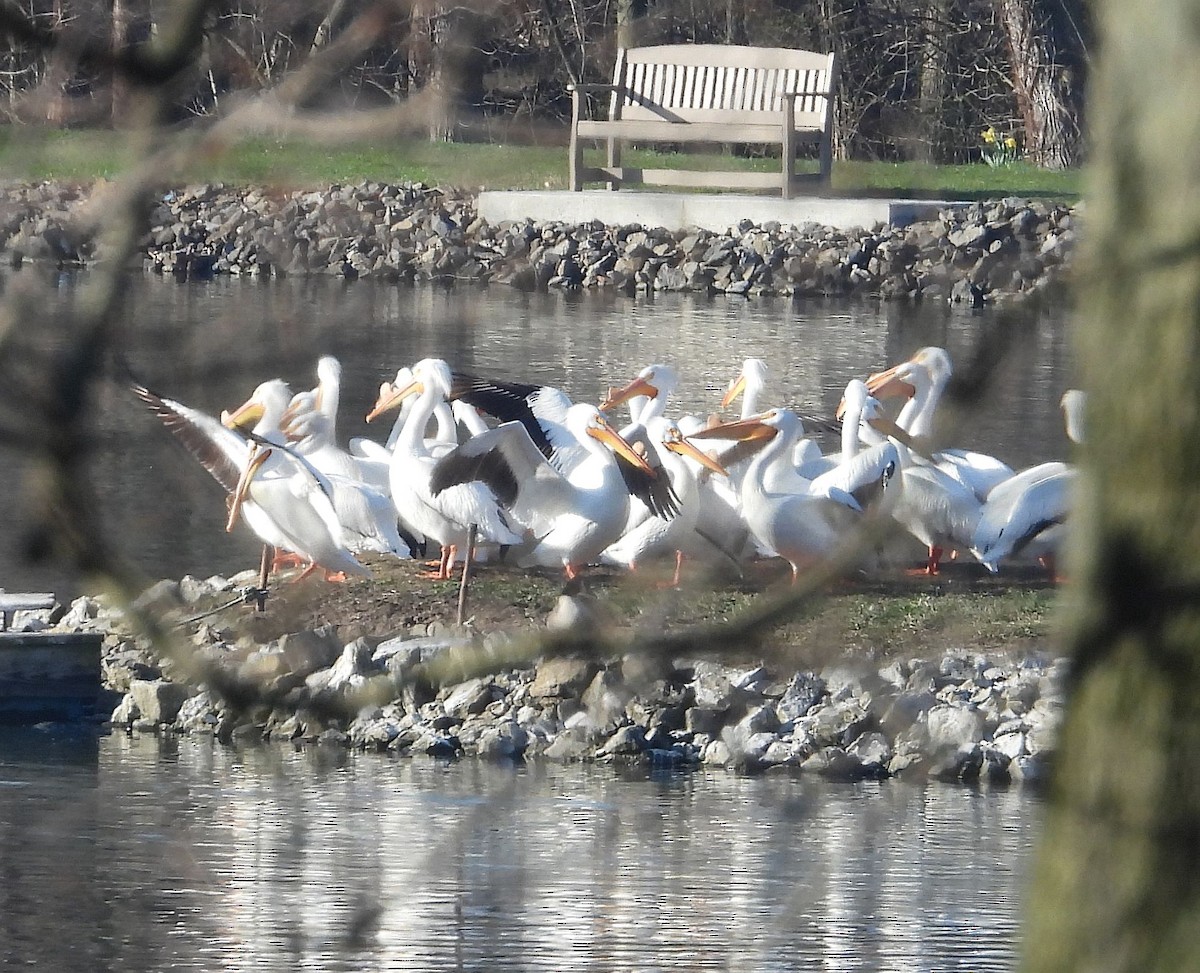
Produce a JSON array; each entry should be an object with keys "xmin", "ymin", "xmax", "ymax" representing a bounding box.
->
[{"xmin": 132, "ymin": 384, "xmax": 247, "ymax": 495}]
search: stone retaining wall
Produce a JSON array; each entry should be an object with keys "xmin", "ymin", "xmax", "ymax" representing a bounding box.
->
[
  {"xmin": 0, "ymin": 180, "xmax": 1077, "ymax": 303},
  {"xmin": 19, "ymin": 583, "xmax": 1062, "ymax": 785}
]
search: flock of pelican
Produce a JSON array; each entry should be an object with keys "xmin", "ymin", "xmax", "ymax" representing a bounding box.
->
[{"xmin": 135, "ymin": 347, "xmax": 1084, "ymax": 587}]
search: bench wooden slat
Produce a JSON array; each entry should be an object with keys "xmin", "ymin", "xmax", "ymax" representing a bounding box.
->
[
  {"xmin": 576, "ymin": 118, "xmax": 827, "ymax": 144},
  {"xmin": 569, "ymin": 44, "xmax": 837, "ymax": 197}
]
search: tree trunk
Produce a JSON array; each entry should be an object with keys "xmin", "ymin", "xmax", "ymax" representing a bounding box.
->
[
  {"xmin": 111, "ymin": 0, "xmax": 131, "ymax": 127},
  {"xmin": 994, "ymin": 0, "xmax": 1082, "ymax": 169},
  {"xmin": 412, "ymin": 2, "xmax": 485, "ymax": 142},
  {"xmin": 915, "ymin": 0, "xmax": 950, "ymax": 163},
  {"xmin": 725, "ymin": 0, "xmax": 746, "ymax": 45},
  {"xmin": 816, "ymin": 0, "xmax": 849, "ymax": 160},
  {"xmin": 1021, "ymin": 0, "xmax": 1200, "ymax": 968},
  {"xmin": 616, "ymin": 0, "xmax": 647, "ymax": 50},
  {"xmin": 42, "ymin": 0, "xmax": 70, "ymax": 126},
  {"xmin": 310, "ymin": 0, "xmax": 349, "ymax": 53}
]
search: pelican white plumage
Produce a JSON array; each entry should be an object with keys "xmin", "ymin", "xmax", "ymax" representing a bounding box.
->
[
  {"xmin": 601, "ymin": 362, "xmax": 761, "ymax": 569},
  {"xmin": 599, "ymin": 417, "xmax": 729, "ymax": 584},
  {"xmin": 450, "ymin": 364, "xmax": 681, "ymax": 534},
  {"xmin": 718, "ymin": 357, "xmax": 832, "ymax": 479},
  {"xmin": 135, "ymin": 382, "xmax": 370, "ymax": 581},
  {"xmin": 721, "ymin": 357, "xmax": 770, "ymax": 418},
  {"xmin": 448, "ymin": 368, "xmax": 587, "ymax": 472},
  {"xmin": 970, "ymin": 461, "xmax": 1074, "ymax": 575},
  {"xmin": 687, "ymin": 409, "xmax": 851, "ymax": 581},
  {"xmin": 1060, "ymin": 389, "xmax": 1086, "ymax": 444},
  {"xmin": 968, "ymin": 388, "xmax": 1081, "ymax": 577},
  {"xmin": 374, "ymin": 360, "xmax": 661, "ymax": 579},
  {"xmin": 224, "ymin": 380, "xmax": 408, "ymax": 562},
  {"xmin": 885, "ymin": 433, "xmax": 982, "ymax": 576},
  {"xmin": 601, "ymin": 362, "xmax": 684, "ymax": 426},
  {"xmin": 279, "ymin": 356, "xmax": 402, "ymax": 501},
  {"xmin": 866, "ymin": 346, "xmax": 1014, "ymax": 501},
  {"xmin": 813, "ymin": 379, "xmax": 901, "ymax": 510},
  {"xmin": 500, "ymin": 402, "xmax": 662, "ymax": 577},
  {"xmin": 367, "ymin": 358, "xmax": 527, "ymax": 579}
]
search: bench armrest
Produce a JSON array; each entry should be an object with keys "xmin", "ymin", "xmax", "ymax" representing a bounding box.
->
[
  {"xmin": 567, "ymin": 82, "xmax": 625, "ymax": 94},
  {"xmin": 779, "ymin": 89, "xmax": 834, "ymax": 103}
]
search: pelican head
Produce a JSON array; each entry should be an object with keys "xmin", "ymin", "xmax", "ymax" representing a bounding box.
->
[
  {"xmin": 223, "ymin": 379, "xmax": 292, "ymax": 432},
  {"xmin": 721, "ymin": 357, "xmax": 767, "ymax": 410},
  {"xmin": 600, "ymin": 363, "xmax": 678, "ymax": 412}
]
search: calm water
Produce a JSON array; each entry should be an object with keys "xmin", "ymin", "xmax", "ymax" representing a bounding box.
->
[
  {"xmin": 0, "ymin": 730, "xmax": 1038, "ymax": 972},
  {"xmin": 0, "ymin": 269, "xmax": 1074, "ymax": 597}
]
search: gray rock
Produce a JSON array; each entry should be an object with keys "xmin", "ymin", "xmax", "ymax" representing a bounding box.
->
[
  {"xmin": 530, "ymin": 656, "xmax": 598, "ymax": 699},
  {"xmin": 926, "ymin": 704, "xmax": 986, "ymax": 753},
  {"xmin": 443, "ymin": 677, "xmax": 500, "ymax": 718},
  {"xmin": 129, "ymin": 678, "xmax": 190, "ymax": 724},
  {"xmin": 600, "ymin": 724, "xmax": 646, "ymax": 757},
  {"xmin": 306, "ymin": 639, "xmax": 379, "ymax": 692},
  {"xmin": 476, "ymin": 721, "xmax": 529, "ymax": 760}
]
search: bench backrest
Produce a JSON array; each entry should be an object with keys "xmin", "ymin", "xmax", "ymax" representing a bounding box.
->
[{"xmin": 608, "ymin": 45, "xmax": 836, "ymax": 130}]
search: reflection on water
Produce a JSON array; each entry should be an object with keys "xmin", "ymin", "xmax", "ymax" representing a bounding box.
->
[
  {"xmin": 0, "ymin": 272, "xmax": 1074, "ymax": 597},
  {"xmin": 0, "ymin": 733, "xmax": 1037, "ymax": 972}
]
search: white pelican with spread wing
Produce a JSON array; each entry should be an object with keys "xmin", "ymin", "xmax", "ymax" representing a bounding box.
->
[{"xmin": 134, "ymin": 382, "xmax": 369, "ymax": 581}]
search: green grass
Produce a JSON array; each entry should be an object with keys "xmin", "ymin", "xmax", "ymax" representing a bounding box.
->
[{"xmin": 0, "ymin": 125, "xmax": 1082, "ymax": 199}]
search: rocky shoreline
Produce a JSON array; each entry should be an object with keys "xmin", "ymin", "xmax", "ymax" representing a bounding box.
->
[
  {"xmin": 0, "ymin": 180, "xmax": 1076, "ymax": 303},
  {"xmin": 14, "ymin": 573, "xmax": 1063, "ymax": 785}
]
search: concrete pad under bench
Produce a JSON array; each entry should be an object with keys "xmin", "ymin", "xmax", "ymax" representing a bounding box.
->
[{"xmin": 477, "ymin": 190, "xmax": 965, "ymax": 234}]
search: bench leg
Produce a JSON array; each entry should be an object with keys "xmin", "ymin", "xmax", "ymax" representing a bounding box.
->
[
  {"xmin": 782, "ymin": 130, "xmax": 796, "ymax": 199},
  {"xmin": 781, "ymin": 98, "xmax": 798, "ymax": 198},
  {"xmin": 607, "ymin": 137, "xmax": 621, "ymax": 192},
  {"xmin": 819, "ymin": 131, "xmax": 833, "ymax": 187},
  {"xmin": 569, "ymin": 129, "xmax": 583, "ymax": 191}
]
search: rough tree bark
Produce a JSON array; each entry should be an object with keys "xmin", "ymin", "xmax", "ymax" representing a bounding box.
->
[
  {"xmin": 616, "ymin": 0, "xmax": 647, "ymax": 50},
  {"xmin": 414, "ymin": 1, "xmax": 487, "ymax": 142},
  {"xmin": 1021, "ymin": 0, "xmax": 1200, "ymax": 969},
  {"xmin": 994, "ymin": 0, "xmax": 1082, "ymax": 168},
  {"xmin": 916, "ymin": 0, "xmax": 951, "ymax": 163},
  {"xmin": 310, "ymin": 0, "xmax": 349, "ymax": 53},
  {"xmin": 111, "ymin": 0, "xmax": 131, "ymax": 126}
]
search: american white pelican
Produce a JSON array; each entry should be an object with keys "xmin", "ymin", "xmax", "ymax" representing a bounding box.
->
[
  {"xmin": 451, "ymin": 366, "xmax": 680, "ymax": 527},
  {"xmin": 970, "ymin": 461, "xmax": 1074, "ymax": 575},
  {"xmin": 866, "ymin": 346, "xmax": 1014, "ymax": 501},
  {"xmin": 601, "ymin": 362, "xmax": 683, "ymax": 426},
  {"xmin": 134, "ymin": 383, "xmax": 369, "ymax": 581},
  {"xmin": 366, "ymin": 358, "xmax": 527, "ymax": 579},
  {"xmin": 968, "ymin": 389, "xmax": 1081, "ymax": 577},
  {"xmin": 599, "ymin": 418, "xmax": 729, "ymax": 585},
  {"xmin": 837, "ymin": 375, "xmax": 981, "ymax": 575},
  {"xmin": 280, "ymin": 355, "xmax": 392, "ymax": 491},
  {"xmin": 688, "ymin": 409, "xmax": 836, "ymax": 580},
  {"xmin": 886, "ymin": 439, "xmax": 982, "ymax": 576},
  {"xmin": 689, "ymin": 408, "xmax": 889, "ymax": 582},
  {"xmin": 498, "ymin": 402, "xmax": 660, "ymax": 578},
  {"xmin": 815, "ymin": 380, "xmax": 902, "ymax": 510},
  {"xmin": 1060, "ymin": 389, "xmax": 1086, "ymax": 444},
  {"xmin": 225, "ymin": 380, "xmax": 410, "ymax": 561},
  {"xmin": 721, "ymin": 357, "xmax": 770, "ymax": 417},
  {"xmin": 377, "ymin": 362, "xmax": 660, "ymax": 579},
  {"xmin": 601, "ymin": 363, "xmax": 761, "ymax": 569},
  {"xmin": 719, "ymin": 357, "xmax": 832, "ymax": 474},
  {"xmin": 346, "ymin": 365, "xmax": 461, "ymax": 500},
  {"xmin": 449, "ymin": 369, "xmax": 583, "ymax": 468}
]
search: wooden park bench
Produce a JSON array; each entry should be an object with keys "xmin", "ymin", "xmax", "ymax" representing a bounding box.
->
[{"xmin": 568, "ymin": 45, "xmax": 838, "ymax": 198}]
